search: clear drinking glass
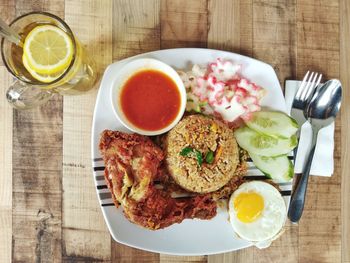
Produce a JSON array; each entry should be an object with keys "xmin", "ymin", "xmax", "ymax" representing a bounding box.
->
[{"xmin": 1, "ymin": 12, "xmax": 98, "ymax": 109}]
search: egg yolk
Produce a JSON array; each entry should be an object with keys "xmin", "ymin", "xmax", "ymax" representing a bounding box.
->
[{"xmin": 234, "ymin": 192, "xmax": 264, "ymax": 223}]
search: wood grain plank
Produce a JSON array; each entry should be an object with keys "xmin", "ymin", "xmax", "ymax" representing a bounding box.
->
[
  {"xmin": 208, "ymin": 249, "xmax": 254, "ymax": 263},
  {"xmin": 11, "ymin": 3, "xmax": 65, "ymax": 262},
  {"xmin": 160, "ymin": 255, "xmax": 206, "ymax": 263},
  {"xmin": 160, "ymin": 0, "xmax": 208, "ymax": 48},
  {"xmin": 13, "ymin": 192, "xmax": 62, "ymax": 262},
  {"xmin": 15, "ymin": 0, "xmax": 64, "ymax": 17},
  {"xmin": 296, "ymin": 1, "xmax": 341, "ymax": 262},
  {"xmin": 296, "ymin": 0, "xmax": 339, "ymax": 79},
  {"xmin": 112, "ymin": 243, "xmax": 159, "ymax": 263},
  {"xmin": 0, "ymin": 67, "xmax": 13, "ymax": 263},
  {"xmin": 252, "ymin": 0, "xmax": 296, "ymax": 87},
  {"xmin": 340, "ymin": 0, "xmax": 349, "ymax": 262},
  {"xmin": 12, "ymin": 94, "xmax": 63, "ymax": 263},
  {"xmin": 62, "ymin": 0, "xmax": 112, "ymax": 262},
  {"xmin": 207, "ymin": 1, "xmax": 253, "ymax": 261},
  {"xmin": 0, "ymin": 0, "xmax": 15, "ymax": 23},
  {"xmin": 112, "ymin": 0, "xmax": 160, "ymax": 61},
  {"xmin": 207, "ymin": 0, "xmax": 253, "ymax": 56},
  {"xmin": 111, "ymin": 1, "xmax": 160, "ymax": 261}
]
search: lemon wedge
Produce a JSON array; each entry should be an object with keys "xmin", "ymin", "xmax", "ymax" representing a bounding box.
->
[{"xmin": 22, "ymin": 25, "xmax": 74, "ymax": 80}]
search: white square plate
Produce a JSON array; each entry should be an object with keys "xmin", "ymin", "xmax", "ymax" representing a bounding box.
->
[{"xmin": 91, "ymin": 48, "xmax": 292, "ymax": 256}]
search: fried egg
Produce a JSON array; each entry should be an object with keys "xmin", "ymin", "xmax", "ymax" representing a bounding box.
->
[{"xmin": 229, "ymin": 181, "xmax": 286, "ymax": 246}]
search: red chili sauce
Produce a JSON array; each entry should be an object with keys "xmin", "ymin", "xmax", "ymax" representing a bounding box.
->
[{"xmin": 120, "ymin": 70, "xmax": 181, "ymax": 131}]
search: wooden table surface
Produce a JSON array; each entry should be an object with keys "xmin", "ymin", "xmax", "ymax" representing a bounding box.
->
[{"xmin": 0, "ymin": 0, "xmax": 349, "ymax": 262}]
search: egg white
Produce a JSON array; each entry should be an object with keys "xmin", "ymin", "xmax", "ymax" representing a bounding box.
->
[{"xmin": 229, "ymin": 181, "xmax": 287, "ymax": 243}]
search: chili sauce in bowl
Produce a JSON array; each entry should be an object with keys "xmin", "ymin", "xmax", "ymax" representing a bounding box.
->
[{"xmin": 110, "ymin": 58, "xmax": 186, "ymax": 135}]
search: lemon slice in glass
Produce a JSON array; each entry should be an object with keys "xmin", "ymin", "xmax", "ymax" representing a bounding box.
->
[
  {"xmin": 22, "ymin": 54, "xmax": 65, "ymax": 84},
  {"xmin": 22, "ymin": 24, "xmax": 74, "ymax": 80}
]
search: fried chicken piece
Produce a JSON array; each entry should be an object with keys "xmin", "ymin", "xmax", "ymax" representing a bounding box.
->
[
  {"xmin": 125, "ymin": 190, "xmax": 216, "ymax": 229},
  {"xmin": 100, "ymin": 130, "xmax": 162, "ymax": 205},
  {"xmin": 99, "ymin": 130, "xmax": 216, "ymax": 230}
]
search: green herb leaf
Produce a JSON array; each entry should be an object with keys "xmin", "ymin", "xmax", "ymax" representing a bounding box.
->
[
  {"xmin": 180, "ymin": 147, "xmax": 193, "ymax": 156},
  {"xmin": 194, "ymin": 150, "xmax": 203, "ymax": 166},
  {"xmin": 205, "ymin": 150, "xmax": 214, "ymax": 164},
  {"xmin": 180, "ymin": 147, "xmax": 203, "ymax": 166}
]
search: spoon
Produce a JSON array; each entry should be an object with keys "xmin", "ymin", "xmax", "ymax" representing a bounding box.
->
[
  {"xmin": 0, "ymin": 17, "xmax": 23, "ymax": 46},
  {"xmin": 288, "ymin": 79, "xmax": 342, "ymax": 223}
]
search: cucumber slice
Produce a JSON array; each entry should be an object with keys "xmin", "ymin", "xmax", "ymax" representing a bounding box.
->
[
  {"xmin": 234, "ymin": 126, "xmax": 297, "ymax": 156},
  {"xmin": 249, "ymin": 153, "xmax": 294, "ymax": 182},
  {"xmin": 245, "ymin": 111, "xmax": 298, "ymax": 139}
]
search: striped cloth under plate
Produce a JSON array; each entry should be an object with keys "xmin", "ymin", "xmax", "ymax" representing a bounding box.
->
[{"xmin": 92, "ymin": 155, "xmax": 293, "ymax": 207}]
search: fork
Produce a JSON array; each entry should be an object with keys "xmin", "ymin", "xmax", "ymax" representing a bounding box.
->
[{"xmin": 291, "ymin": 71, "xmax": 322, "ymax": 160}]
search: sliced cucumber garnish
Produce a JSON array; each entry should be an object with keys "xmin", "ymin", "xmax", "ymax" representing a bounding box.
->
[
  {"xmin": 234, "ymin": 126, "xmax": 297, "ymax": 156},
  {"xmin": 249, "ymin": 153, "xmax": 294, "ymax": 182},
  {"xmin": 245, "ymin": 111, "xmax": 298, "ymax": 139}
]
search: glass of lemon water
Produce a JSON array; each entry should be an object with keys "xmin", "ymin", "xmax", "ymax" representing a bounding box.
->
[{"xmin": 1, "ymin": 12, "xmax": 98, "ymax": 109}]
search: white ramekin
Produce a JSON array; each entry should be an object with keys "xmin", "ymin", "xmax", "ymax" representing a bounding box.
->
[{"xmin": 110, "ymin": 58, "xmax": 186, "ymax": 136}]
